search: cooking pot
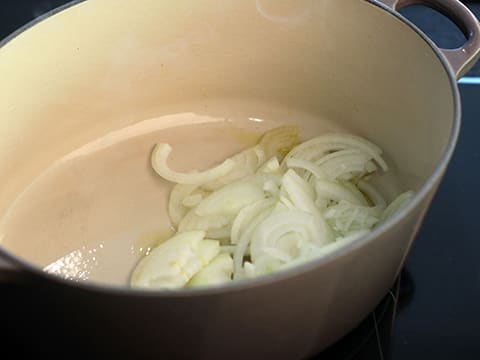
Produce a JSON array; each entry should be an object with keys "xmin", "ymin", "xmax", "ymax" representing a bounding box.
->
[{"xmin": 1, "ymin": 0, "xmax": 479, "ymax": 358}]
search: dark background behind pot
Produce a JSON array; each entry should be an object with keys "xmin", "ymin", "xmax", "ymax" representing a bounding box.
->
[{"xmin": 1, "ymin": 1, "xmax": 480, "ymax": 359}]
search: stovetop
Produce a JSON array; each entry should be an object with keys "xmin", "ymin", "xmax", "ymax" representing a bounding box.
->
[
  {"xmin": 1, "ymin": 2, "xmax": 480, "ymax": 359},
  {"xmin": 389, "ymin": 82, "xmax": 480, "ymax": 359}
]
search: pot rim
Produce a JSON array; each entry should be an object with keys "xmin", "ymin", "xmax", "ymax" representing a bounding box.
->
[{"xmin": 0, "ymin": 0, "xmax": 462, "ymax": 297}]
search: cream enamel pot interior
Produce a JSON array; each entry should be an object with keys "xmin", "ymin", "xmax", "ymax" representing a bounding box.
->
[{"xmin": 1, "ymin": 0, "xmax": 479, "ymax": 358}]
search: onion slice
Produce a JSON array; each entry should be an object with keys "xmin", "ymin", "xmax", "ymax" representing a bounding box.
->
[
  {"xmin": 381, "ymin": 191, "xmax": 414, "ymax": 221},
  {"xmin": 151, "ymin": 143, "xmax": 235, "ymax": 185},
  {"xmin": 283, "ymin": 133, "xmax": 388, "ymax": 171}
]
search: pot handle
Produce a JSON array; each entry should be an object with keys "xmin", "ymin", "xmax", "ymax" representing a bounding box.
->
[{"xmin": 374, "ymin": 0, "xmax": 480, "ymax": 79}]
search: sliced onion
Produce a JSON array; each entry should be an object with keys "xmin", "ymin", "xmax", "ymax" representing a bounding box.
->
[
  {"xmin": 286, "ymin": 157, "xmax": 323, "ymax": 179},
  {"xmin": 182, "ymin": 193, "xmax": 204, "ymax": 208},
  {"xmin": 135, "ymin": 128, "xmax": 413, "ymax": 288},
  {"xmin": 324, "ymin": 200, "xmax": 382, "ymax": 235},
  {"xmin": 233, "ymin": 206, "xmax": 274, "ymax": 278},
  {"xmin": 357, "ymin": 179, "xmax": 387, "ymax": 207},
  {"xmin": 168, "ymin": 184, "xmax": 201, "ymax": 228},
  {"xmin": 243, "ymin": 261, "xmax": 256, "ymax": 278},
  {"xmin": 263, "ymin": 180, "xmax": 280, "ymax": 197},
  {"xmin": 249, "ymin": 209, "xmax": 333, "ymax": 265},
  {"xmin": 282, "ymin": 229, "xmax": 370, "ymax": 270},
  {"xmin": 220, "ymin": 245, "xmax": 237, "ymax": 254},
  {"xmin": 316, "ymin": 151, "xmax": 376, "ymax": 181},
  {"xmin": 250, "ymin": 254, "xmax": 284, "ymax": 276},
  {"xmin": 202, "ymin": 145, "xmax": 266, "ymax": 191},
  {"xmin": 231, "ymin": 198, "xmax": 276, "ymax": 245},
  {"xmin": 283, "ymin": 133, "xmax": 388, "ymax": 171},
  {"xmin": 281, "ymin": 169, "xmax": 315, "ymax": 212},
  {"xmin": 315, "ymin": 179, "xmax": 368, "ymax": 207},
  {"xmin": 188, "ymin": 253, "xmax": 233, "ymax": 287},
  {"xmin": 257, "ymin": 156, "xmax": 281, "ymax": 174},
  {"xmin": 258, "ymin": 126, "xmax": 300, "ymax": 160},
  {"xmin": 281, "ymin": 170, "xmax": 335, "ymax": 243},
  {"xmin": 381, "ymin": 191, "xmax": 414, "ymax": 221},
  {"xmin": 178, "ymin": 211, "xmax": 234, "ymax": 235},
  {"xmin": 151, "ymin": 143, "xmax": 235, "ymax": 185},
  {"xmin": 278, "ymin": 196, "xmax": 296, "ymax": 210},
  {"xmin": 205, "ymin": 226, "xmax": 232, "ymax": 240},
  {"xmin": 130, "ymin": 231, "xmax": 219, "ymax": 289},
  {"xmin": 336, "ymin": 229, "xmax": 371, "ymax": 243},
  {"xmin": 195, "ymin": 180, "xmax": 265, "ymax": 217}
]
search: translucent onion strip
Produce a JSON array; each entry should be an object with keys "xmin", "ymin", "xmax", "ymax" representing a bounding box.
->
[
  {"xmin": 201, "ymin": 145, "xmax": 266, "ymax": 191},
  {"xmin": 249, "ymin": 209, "xmax": 332, "ymax": 275},
  {"xmin": 194, "ymin": 180, "xmax": 265, "ymax": 216},
  {"xmin": 283, "ymin": 133, "xmax": 388, "ymax": 171},
  {"xmin": 168, "ymin": 184, "xmax": 201, "ymax": 228},
  {"xmin": 324, "ymin": 201, "xmax": 383, "ymax": 235},
  {"xmin": 233, "ymin": 206, "xmax": 274, "ymax": 278},
  {"xmin": 315, "ymin": 179, "xmax": 368, "ymax": 207},
  {"xmin": 357, "ymin": 179, "xmax": 387, "ymax": 207},
  {"xmin": 381, "ymin": 191, "xmax": 415, "ymax": 221},
  {"xmin": 231, "ymin": 199, "xmax": 276, "ymax": 245},
  {"xmin": 151, "ymin": 143, "xmax": 235, "ymax": 185},
  {"xmin": 258, "ymin": 126, "xmax": 300, "ymax": 160}
]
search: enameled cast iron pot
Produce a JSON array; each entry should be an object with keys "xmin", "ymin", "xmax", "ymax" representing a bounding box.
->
[{"xmin": 0, "ymin": 0, "xmax": 479, "ymax": 358}]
